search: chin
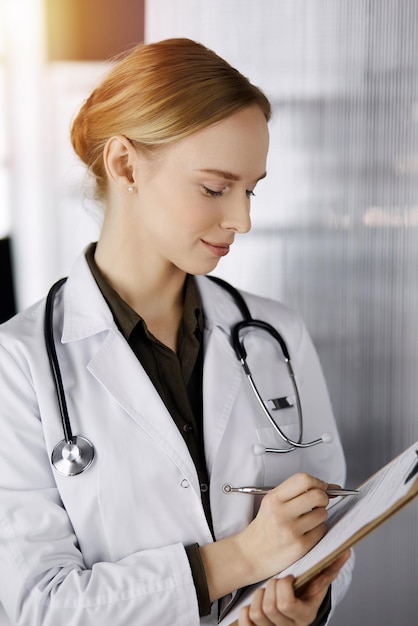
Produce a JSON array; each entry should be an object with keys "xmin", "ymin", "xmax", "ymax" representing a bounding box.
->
[{"xmin": 188, "ymin": 259, "xmax": 222, "ymax": 276}]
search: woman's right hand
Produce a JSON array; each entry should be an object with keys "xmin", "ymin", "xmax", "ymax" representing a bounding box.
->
[
  {"xmin": 200, "ymin": 472, "xmax": 330, "ymax": 602},
  {"xmin": 235, "ymin": 472, "xmax": 329, "ymax": 584}
]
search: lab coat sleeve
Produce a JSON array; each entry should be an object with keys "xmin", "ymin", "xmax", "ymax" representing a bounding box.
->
[{"xmin": 0, "ymin": 343, "xmax": 200, "ymax": 626}]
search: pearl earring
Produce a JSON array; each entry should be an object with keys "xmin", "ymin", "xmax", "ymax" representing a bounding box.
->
[{"xmin": 127, "ymin": 185, "xmax": 135, "ymax": 193}]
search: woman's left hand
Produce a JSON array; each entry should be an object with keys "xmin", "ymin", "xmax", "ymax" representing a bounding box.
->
[{"xmin": 238, "ymin": 550, "xmax": 350, "ymax": 626}]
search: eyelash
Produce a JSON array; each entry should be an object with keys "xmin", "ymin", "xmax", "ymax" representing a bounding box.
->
[{"xmin": 202, "ymin": 186, "xmax": 255, "ymax": 198}]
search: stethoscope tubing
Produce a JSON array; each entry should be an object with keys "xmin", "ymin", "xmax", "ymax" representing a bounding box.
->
[
  {"xmin": 44, "ymin": 277, "xmax": 74, "ymax": 444},
  {"xmin": 232, "ymin": 319, "xmax": 325, "ymax": 451}
]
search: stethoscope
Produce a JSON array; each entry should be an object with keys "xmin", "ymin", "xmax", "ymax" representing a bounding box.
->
[
  {"xmin": 45, "ymin": 276, "xmax": 331, "ymax": 477},
  {"xmin": 208, "ymin": 276, "xmax": 332, "ymax": 456}
]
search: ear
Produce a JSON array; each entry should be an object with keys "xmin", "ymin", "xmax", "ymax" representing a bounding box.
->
[{"xmin": 103, "ymin": 135, "xmax": 138, "ymax": 191}]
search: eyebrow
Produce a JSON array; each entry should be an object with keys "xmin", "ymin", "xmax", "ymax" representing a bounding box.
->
[{"xmin": 196, "ymin": 168, "xmax": 267, "ymax": 183}]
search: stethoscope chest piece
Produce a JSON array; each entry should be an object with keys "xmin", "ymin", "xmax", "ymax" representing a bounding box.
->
[{"xmin": 52, "ymin": 436, "xmax": 95, "ymax": 476}]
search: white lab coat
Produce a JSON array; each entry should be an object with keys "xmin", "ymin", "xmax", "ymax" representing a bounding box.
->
[{"xmin": 0, "ymin": 251, "xmax": 353, "ymax": 626}]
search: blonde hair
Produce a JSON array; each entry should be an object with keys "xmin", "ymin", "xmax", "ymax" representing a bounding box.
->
[{"xmin": 71, "ymin": 38, "xmax": 271, "ymax": 200}]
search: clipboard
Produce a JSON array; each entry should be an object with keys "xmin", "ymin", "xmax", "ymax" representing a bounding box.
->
[{"xmin": 220, "ymin": 440, "xmax": 418, "ymax": 625}]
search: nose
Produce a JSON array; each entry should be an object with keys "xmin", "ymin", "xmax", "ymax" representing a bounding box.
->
[{"xmin": 220, "ymin": 194, "xmax": 251, "ymax": 234}]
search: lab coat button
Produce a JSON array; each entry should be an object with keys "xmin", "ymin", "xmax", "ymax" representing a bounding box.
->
[
  {"xmin": 180, "ymin": 479, "xmax": 190, "ymax": 488},
  {"xmin": 200, "ymin": 483, "xmax": 209, "ymax": 493}
]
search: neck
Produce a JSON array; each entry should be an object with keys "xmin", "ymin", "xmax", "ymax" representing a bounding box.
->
[{"xmin": 94, "ymin": 235, "xmax": 187, "ymax": 352}]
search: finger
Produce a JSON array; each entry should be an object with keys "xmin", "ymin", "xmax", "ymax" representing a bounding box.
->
[
  {"xmin": 238, "ymin": 605, "xmax": 252, "ymax": 626},
  {"xmin": 295, "ymin": 501, "xmax": 329, "ymax": 533},
  {"xmin": 327, "ymin": 483, "xmax": 342, "ymax": 499},
  {"xmin": 284, "ymin": 488, "xmax": 330, "ymax": 520},
  {"xmin": 300, "ymin": 550, "xmax": 351, "ymax": 601},
  {"xmin": 273, "ymin": 473, "xmax": 328, "ymax": 502},
  {"xmin": 272, "ymin": 576, "xmax": 311, "ymax": 623},
  {"xmin": 264, "ymin": 578, "xmax": 294, "ymax": 624},
  {"xmin": 313, "ymin": 550, "xmax": 351, "ymax": 587},
  {"xmin": 245, "ymin": 587, "xmax": 274, "ymax": 626},
  {"xmin": 245, "ymin": 581, "xmax": 296, "ymax": 626},
  {"xmin": 266, "ymin": 484, "xmax": 329, "ymax": 527},
  {"xmin": 296, "ymin": 518, "xmax": 328, "ymax": 548}
]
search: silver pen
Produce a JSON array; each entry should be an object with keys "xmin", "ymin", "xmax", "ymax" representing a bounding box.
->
[{"xmin": 222, "ymin": 484, "xmax": 359, "ymax": 496}]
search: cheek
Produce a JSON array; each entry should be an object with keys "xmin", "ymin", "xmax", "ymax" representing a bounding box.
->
[
  {"xmin": 165, "ymin": 190, "xmax": 217, "ymax": 231},
  {"xmin": 140, "ymin": 172, "xmax": 218, "ymax": 232}
]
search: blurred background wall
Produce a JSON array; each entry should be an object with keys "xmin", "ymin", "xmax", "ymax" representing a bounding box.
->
[{"xmin": 1, "ymin": 1, "xmax": 418, "ymax": 624}]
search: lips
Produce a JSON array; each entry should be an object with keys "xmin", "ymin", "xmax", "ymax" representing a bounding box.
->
[{"xmin": 201, "ymin": 239, "xmax": 231, "ymax": 257}]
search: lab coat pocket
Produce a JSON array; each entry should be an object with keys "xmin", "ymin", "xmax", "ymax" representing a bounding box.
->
[{"xmin": 255, "ymin": 425, "xmax": 304, "ymax": 487}]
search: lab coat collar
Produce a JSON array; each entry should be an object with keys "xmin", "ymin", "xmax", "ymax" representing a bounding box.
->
[
  {"xmin": 61, "ymin": 251, "xmax": 121, "ymax": 343},
  {"xmin": 194, "ymin": 275, "xmax": 246, "ymax": 473},
  {"xmin": 61, "ymin": 253, "xmax": 244, "ymax": 344},
  {"xmin": 194, "ymin": 274, "xmax": 246, "ymax": 334}
]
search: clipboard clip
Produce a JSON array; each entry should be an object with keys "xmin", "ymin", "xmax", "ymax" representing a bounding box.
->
[{"xmin": 404, "ymin": 449, "xmax": 418, "ymax": 484}]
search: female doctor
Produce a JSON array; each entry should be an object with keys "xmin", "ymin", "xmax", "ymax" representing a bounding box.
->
[{"xmin": 0, "ymin": 39, "xmax": 353, "ymax": 626}]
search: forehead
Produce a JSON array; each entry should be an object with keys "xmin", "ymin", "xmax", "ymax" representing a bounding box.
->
[{"xmin": 165, "ymin": 107, "xmax": 269, "ymax": 180}]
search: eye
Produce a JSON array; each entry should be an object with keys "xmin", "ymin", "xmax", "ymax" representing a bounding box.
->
[
  {"xmin": 202, "ymin": 186, "xmax": 226, "ymax": 197},
  {"xmin": 201, "ymin": 185, "xmax": 255, "ymax": 198}
]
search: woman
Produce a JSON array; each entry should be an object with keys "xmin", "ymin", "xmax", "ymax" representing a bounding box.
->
[{"xmin": 0, "ymin": 39, "xmax": 353, "ymax": 625}]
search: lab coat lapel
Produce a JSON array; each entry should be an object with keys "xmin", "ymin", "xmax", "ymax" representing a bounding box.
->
[
  {"xmin": 61, "ymin": 256, "xmax": 245, "ymax": 486},
  {"xmin": 202, "ymin": 326, "xmax": 243, "ymax": 472},
  {"xmin": 61, "ymin": 253, "xmax": 199, "ymax": 488},
  {"xmin": 196, "ymin": 276, "xmax": 245, "ymax": 473},
  {"xmin": 87, "ymin": 330, "xmax": 200, "ymax": 487}
]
